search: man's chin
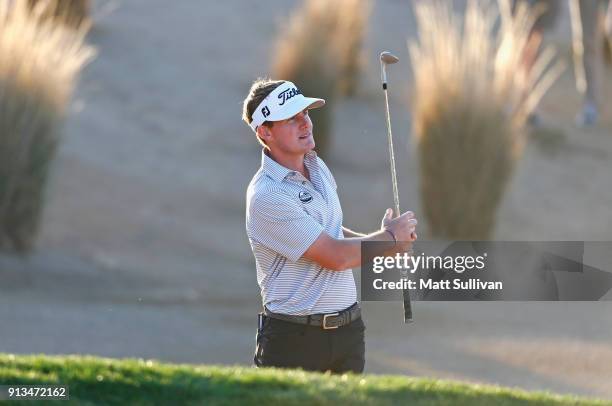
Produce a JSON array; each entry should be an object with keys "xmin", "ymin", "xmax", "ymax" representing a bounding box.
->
[
  {"xmin": 306, "ymin": 137, "xmax": 316, "ymax": 149},
  {"xmin": 299, "ymin": 140, "xmax": 315, "ymax": 153}
]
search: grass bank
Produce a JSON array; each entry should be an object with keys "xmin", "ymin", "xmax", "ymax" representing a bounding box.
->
[{"xmin": 0, "ymin": 354, "xmax": 608, "ymax": 405}]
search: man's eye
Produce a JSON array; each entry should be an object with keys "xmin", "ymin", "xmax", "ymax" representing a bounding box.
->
[{"xmin": 287, "ymin": 110, "xmax": 308, "ymax": 123}]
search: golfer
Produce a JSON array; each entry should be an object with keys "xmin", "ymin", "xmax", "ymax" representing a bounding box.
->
[{"xmin": 243, "ymin": 79, "xmax": 417, "ymax": 373}]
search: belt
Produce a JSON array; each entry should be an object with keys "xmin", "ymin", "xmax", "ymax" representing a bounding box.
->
[{"xmin": 264, "ymin": 303, "xmax": 361, "ymax": 330}]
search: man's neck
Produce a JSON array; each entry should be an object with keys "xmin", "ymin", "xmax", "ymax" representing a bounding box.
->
[{"xmin": 268, "ymin": 149, "xmax": 309, "ymax": 180}]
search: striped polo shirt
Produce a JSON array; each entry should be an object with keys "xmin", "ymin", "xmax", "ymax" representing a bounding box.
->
[{"xmin": 246, "ymin": 149, "xmax": 357, "ymax": 315}]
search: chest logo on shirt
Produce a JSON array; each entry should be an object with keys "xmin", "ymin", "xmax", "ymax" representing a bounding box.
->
[{"xmin": 299, "ymin": 191, "xmax": 313, "ymax": 203}]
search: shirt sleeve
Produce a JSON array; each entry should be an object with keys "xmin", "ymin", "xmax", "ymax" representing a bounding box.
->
[{"xmin": 247, "ymin": 190, "xmax": 324, "ymax": 262}]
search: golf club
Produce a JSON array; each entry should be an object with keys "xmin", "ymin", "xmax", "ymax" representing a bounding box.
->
[{"xmin": 379, "ymin": 50, "xmax": 413, "ymax": 323}]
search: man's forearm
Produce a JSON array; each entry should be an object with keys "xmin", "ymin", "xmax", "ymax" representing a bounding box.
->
[
  {"xmin": 303, "ymin": 211, "xmax": 416, "ymax": 272},
  {"xmin": 342, "ymin": 226, "xmax": 367, "ymax": 238},
  {"xmin": 335, "ymin": 229, "xmax": 400, "ymax": 270}
]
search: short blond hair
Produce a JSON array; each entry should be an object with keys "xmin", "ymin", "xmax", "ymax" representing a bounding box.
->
[{"xmin": 242, "ymin": 78, "xmax": 285, "ymax": 148}]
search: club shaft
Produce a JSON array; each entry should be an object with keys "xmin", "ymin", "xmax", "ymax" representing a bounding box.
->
[{"xmin": 382, "ymin": 88, "xmax": 400, "ymax": 218}]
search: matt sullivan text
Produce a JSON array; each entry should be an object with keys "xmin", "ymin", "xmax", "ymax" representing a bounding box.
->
[{"xmin": 373, "ymin": 278, "xmax": 503, "ymax": 290}]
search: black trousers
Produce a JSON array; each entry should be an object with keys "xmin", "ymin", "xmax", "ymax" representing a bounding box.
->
[{"xmin": 253, "ymin": 312, "xmax": 365, "ymax": 373}]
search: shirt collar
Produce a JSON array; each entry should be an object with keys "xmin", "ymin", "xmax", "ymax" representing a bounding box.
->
[{"xmin": 261, "ymin": 149, "xmax": 318, "ymax": 183}]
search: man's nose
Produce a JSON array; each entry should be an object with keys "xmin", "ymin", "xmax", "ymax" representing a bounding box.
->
[{"xmin": 298, "ymin": 112, "xmax": 310, "ymax": 127}]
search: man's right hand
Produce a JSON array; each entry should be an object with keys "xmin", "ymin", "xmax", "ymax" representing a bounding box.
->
[{"xmin": 381, "ymin": 208, "xmax": 418, "ymax": 242}]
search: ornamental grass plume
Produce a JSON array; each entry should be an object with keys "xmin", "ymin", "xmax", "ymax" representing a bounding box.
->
[
  {"xmin": 409, "ymin": 0, "xmax": 564, "ymax": 240},
  {"xmin": 26, "ymin": 0, "xmax": 91, "ymax": 28},
  {"xmin": 334, "ymin": 0, "xmax": 372, "ymax": 97},
  {"xmin": 272, "ymin": 0, "xmax": 371, "ymax": 158},
  {"xmin": 0, "ymin": 0, "xmax": 95, "ymax": 253}
]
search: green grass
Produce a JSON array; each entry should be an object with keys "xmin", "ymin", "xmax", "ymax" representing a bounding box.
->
[{"xmin": 0, "ymin": 353, "xmax": 609, "ymax": 405}]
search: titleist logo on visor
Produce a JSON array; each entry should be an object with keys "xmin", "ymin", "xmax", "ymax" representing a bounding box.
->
[{"xmin": 278, "ymin": 87, "xmax": 302, "ymax": 105}]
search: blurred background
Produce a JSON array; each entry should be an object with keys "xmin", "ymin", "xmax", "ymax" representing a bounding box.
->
[{"xmin": 0, "ymin": 0, "xmax": 611, "ymax": 400}]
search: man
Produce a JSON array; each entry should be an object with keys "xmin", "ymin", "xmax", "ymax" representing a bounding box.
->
[
  {"xmin": 512, "ymin": 0, "xmax": 611, "ymax": 127},
  {"xmin": 569, "ymin": 0, "xmax": 612, "ymax": 126},
  {"xmin": 242, "ymin": 78, "xmax": 417, "ymax": 373}
]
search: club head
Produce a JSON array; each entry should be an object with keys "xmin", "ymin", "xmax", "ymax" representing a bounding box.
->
[{"xmin": 380, "ymin": 51, "xmax": 399, "ymax": 65}]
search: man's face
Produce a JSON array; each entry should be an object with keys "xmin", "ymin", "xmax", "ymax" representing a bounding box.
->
[{"xmin": 263, "ymin": 109, "xmax": 314, "ymax": 155}]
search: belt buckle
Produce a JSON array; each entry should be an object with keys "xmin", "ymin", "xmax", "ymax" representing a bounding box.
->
[{"xmin": 322, "ymin": 312, "xmax": 340, "ymax": 329}]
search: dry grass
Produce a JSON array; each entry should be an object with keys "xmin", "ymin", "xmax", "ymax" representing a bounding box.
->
[
  {"xmin": 272, "ymin": 0, "xmax": 371, "ymax": 157},
  {"xmin": 409, "ymin": 0, "xmax": 564, "ymax": 240},
  {"xmin": 26, "ymin": 0, "xmax": 91, "ymax": 28},
  {"xmin": 0, "ymin": 0, "xmax": 95, "ymax": 253},
  {"xmin": 334, "ymin": 0, "xmax": 372, "ymax": 97}
]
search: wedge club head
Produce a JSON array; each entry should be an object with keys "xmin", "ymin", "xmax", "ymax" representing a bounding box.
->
[{"xmin": 380, "ymin": 51, "xmax": 399, "ymax": 88}]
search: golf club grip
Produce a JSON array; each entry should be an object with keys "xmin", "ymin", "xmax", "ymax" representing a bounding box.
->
[
  {"xmin": 403, "ymin": 287, "xmax": 413, "ymax": 322},
  {"xmin": 396, "ymin": 205, "xmax": 411, "ymax": 322}
]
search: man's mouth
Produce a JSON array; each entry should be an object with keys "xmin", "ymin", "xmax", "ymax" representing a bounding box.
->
[{"xmin": 299, "ymin": 133, "xmax": 311, "ymax": 140}]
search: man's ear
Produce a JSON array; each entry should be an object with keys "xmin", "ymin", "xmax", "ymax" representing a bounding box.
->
[{"xmin": 257, "ymin": 125, "xmax": 272, "ymax": 144}]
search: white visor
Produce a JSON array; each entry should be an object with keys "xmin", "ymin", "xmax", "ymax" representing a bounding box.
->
[{"xmin": 249, "ymin": 81, "xmax": 325, "ymax": 132}]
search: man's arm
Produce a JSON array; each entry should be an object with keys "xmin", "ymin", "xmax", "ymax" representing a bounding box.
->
[
  {"xmin": 342, "ymin": 226, "xmax": 367, "ymax": 238},
  {"xmin": 304, "ymin": 209, "xmax": 417, "ymax": 272}
]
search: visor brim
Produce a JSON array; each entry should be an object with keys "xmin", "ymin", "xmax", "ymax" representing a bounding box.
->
[{"xmin": 267, "ymin": 97, "xmax": 325, "ymax": 122}]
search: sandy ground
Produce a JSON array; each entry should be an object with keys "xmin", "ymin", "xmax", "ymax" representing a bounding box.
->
[{"xmin": 1, "ymin": 0, "xmax": 612, "ymax": 400}]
